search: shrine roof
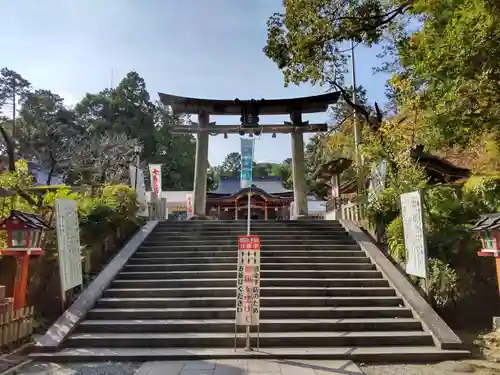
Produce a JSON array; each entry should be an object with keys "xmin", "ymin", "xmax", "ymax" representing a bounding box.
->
[
  {"xmin": 211, "ymin": 176, "xmax": 293, "ymax": 196},
  {"xmin": 0, "ymin": 210, "xmax": 52, "ymax": 229},
  {"xmin": 410, "ymin": 145, "xmax": 470, "ymax": 182},
  {"xmin": 471, "ymin": 213, "xmax": 500, "ymax": 232},
  {"xmin": 158, "ymin": 92, "xmax": 341, "ymax": 115},
  {"xmin": 313, "ymin": 158, "xmax": 353, "ymax": 181}
]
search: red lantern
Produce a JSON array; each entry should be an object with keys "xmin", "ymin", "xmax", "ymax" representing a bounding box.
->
[{"xmin": 0, "ymin": 210, "xmax": 52, "ymax": 309}]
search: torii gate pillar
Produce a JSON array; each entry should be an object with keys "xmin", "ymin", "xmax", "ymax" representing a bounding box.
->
[
  {"xmin": 290, "ymin": 110, "xmax": 309, "ymax": 218},
  {"xmin": 192, "ymin": 111, "xmax": 210, "ymax": 217}
]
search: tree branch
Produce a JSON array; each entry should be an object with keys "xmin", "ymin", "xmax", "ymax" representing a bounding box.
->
[
  {"xmin": 0, "ymin": 122, "xmax": 15, "ymax": 171},
  {"xmin": 337, "ymin": 0, "xmax": 415, "ymax": 34}
]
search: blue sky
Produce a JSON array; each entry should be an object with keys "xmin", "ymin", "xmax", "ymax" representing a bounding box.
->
[{"xmin": 0, "ymin": 0, "xmax": 390, "ymax": 166}]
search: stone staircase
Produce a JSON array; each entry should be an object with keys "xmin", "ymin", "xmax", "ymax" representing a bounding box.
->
[{"xmin": 32, "ymin": 220, "xmax": 469, "ymax": 362}]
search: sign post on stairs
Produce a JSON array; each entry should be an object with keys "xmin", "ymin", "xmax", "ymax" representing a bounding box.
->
[{"xmin": 235, "ymin": 235, "xmax": 261, "ymax": 351}]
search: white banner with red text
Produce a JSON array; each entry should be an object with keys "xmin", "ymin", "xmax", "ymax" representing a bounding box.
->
[{"xmin": 148, "ymin": 164, "xmax": 162, "ymax": 197}]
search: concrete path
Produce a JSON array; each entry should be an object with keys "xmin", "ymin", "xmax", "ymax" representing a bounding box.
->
[
  {"xmin": 11, "ymin": 360, "xmax": 363, "ymax": 375},
  {"xmin": 133, "ymin": 359, "xmax": 363, "ymax": 375}
]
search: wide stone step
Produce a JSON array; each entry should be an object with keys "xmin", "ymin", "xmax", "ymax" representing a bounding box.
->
[
  {"xmin": 65, "ymin": 331, "xmax": 433, "ymax": 348},
  {"xmin": 150, "ymin": 229, "xmax": 348, "ymax": 235},
  {"xmin": 155, "ymin": 220, "xmax": 342, "ymax": 225},
  {"xmin": 155, "ymin": 220, "xmax": 343, "ymax": 226},
  {"xmin": 150, "ymin": 225, "xmax": 347, "ymax": 230},
  {"xmin": 87, "ymin": 306, "xmax": 411, "ymax": 320},
  {"xmin": 95, "ymin": 296, "xmax": 403, "ymax": 309},
  {"xmin": 115, "ymin": 270, "xmax": 382, "ymax": 280},
  {"xmin": 126, "ymin": 256, "xmax": 371, "ymax": 265},
  {"xmin": 154, "ymin": 225, "xmax": 345, "ymax": 233},
  {"xmin": 110, "ymin": 278, "xmax": 389, "ymax": 288},
  {"xmin": 132, "ymin": 250, "xmax": 366, "ymax": 258},
  {"xmin": 123, "ymin": 263, "xmax": 376, "ymax": 272},
  {"xmin": 103, "ymin": 286, "xmax": 397, "ymax": 298},
  {"xmin": 30, "ymin": 346, "xmax": 470, "ymax": 363},
  {"xmin": 144, "ymin": 233, "xmax": 353, "ymax": 241},
  {"xmin": 76, "ymin": 318, "xmax": 423, "ymax": 333},
  {"xmin": 138, "ymin": 243, "xmax": 361, "ymax": 251},
  {"xmin": 142, "ymin": 238, "xmax": 357, "ymax": 246}
]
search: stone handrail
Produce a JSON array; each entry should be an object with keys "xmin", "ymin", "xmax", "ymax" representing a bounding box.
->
[{"xmin": 325, "ymin": 198, "xmax": 366, "ymax": 226}]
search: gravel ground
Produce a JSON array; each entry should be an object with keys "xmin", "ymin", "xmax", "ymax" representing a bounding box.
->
[
  {"xmin": 12, "ymin": 362, "xmax": 141, "ymax": 375},
  {"xmin": 362, "ymin": 360, "xmax": 500, "ymax": 375}
]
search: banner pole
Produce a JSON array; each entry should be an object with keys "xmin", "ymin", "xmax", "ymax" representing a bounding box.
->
[
  {"xmin": 247, "ymin": 188, "xmax": 251, "ymax": 236},
  {"xmin": 257, "ymin": 324, "xmax": 260, "ymax": 351},
  {"xmin": 245, "ymin": 187, "xmax": 251, "ymax": 350},
  {"xmin": 234, "ymin": 323, "xmax": 237, "ymax": 351}
]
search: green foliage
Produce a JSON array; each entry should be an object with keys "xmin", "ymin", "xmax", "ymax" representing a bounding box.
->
[
  {"xmin": 366, "ymin": 156, "xmax": 427, "ymax": 225},
  {"xmin": 462, "ymin": 175, "xmax": 500, "ymax": 213},
  {"xmin": 383, "ymin": 182, "xmax": 495, "ymax": 309},
  {"xmin": 220, "ymin": 152, "xmax": 241, "ymax": 177},
  {"xmin": 101, "ymin": 185, "xmax": 137, "ymax": 217},
  {"xmin": 390, "ymin": 0, "xmax": 500, "ymax": 150},
  {"xmin": 77, "ymin": 185, "xmax": 138, "ymax": 245},
  {"xmin": 386, "ymin": 216, "xmax": 405, "ymax": 263},
  {"xmin": 427, "ymin": 258, "xmax": 459, "ymax": 309}
]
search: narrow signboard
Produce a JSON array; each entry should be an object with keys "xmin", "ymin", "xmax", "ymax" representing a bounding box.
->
[
  {"xmin": 400, "ymin": 190, "xmax": 428, "ymax": 278},
  {"xmin": 250, "ymin": 243, "xmax": 261, "ymax": 326},
  {"xmin": 235, "ymin": 235, "xmax": 261, "ymax": 349},
  {"xmin": 55, "ymin": 199, "xmax": 83, "ymax": 294}
]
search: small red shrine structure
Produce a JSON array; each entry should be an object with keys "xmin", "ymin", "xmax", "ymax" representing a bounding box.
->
[
  {"xmin": 471, "ymin": 213, "xmax": 500, "ymax": 293},
  {"xmin": 0, "ymin": 210, "xmax": 52, "ymax": 309}
]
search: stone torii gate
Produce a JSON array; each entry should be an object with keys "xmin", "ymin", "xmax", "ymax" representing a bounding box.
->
[{"xmin": 158, "ymin": 92, "xmax": 341, "ymax": 219}]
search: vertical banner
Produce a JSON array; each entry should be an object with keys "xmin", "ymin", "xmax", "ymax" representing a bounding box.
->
[
  {"xmin": 55, "ymin": 199, "xmax": 83, "ymax": 293},
  {"xmin": 235, "ymin": 235, "xmax": 261, "ymax": 326},
  {"xmin": 148, "ymin": 164, "xmax": 162, "ymax": 197},
  {"xmin": 240, "ymin": 138, "xmax": 254, "ymax": 189},
  {"xmin": 185, "ymin": 193, "xmax": 194, "ymax": 219},
  {"xmin": 400, "ymin": 190, "xmax": 428, "ymax": 278}
]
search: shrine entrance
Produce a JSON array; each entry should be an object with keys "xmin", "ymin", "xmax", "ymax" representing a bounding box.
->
[
  {"xmin": 207, "ymin": 186, "xmax": 292, "ymax": 220},
  {"xmin": 160, "ymin": 92, "xmax": 341, "ymax": 219}
]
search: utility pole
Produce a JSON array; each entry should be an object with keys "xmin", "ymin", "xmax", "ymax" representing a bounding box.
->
[
  {"xmin": 350, "ymin": 40, "xmax": 364, "ymax": 195},
  {"xmin": 351, "ymin": 40, "xmax": 361, "ymax": 166}
]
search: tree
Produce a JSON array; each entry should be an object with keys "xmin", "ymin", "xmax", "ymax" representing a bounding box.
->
[
  {"xmin": 0, "ymin": 68, "xmax": 31, "ymax": 138},
  {"xmin": 263, "ymin": 0, "xmax": 414, "ymax": 87},
  {"xmin": 207, "ymin": 165, "xmax": 220, "ymax": 190},
  {"xmin": 16, "ymin": 90, "xmax": 81, "ymax": 184},
  {"xmin": 74, "ymin": 71, "xmax": 197, "ymax": 190},
  {"xmin": 390, "ymin": 0, "xmax": 500, "ymax": 150},
  {"xmin": 270, "ymin": 160, "xmax": 293, "ymax": 189},
  {"xmin": 152, "ymin": 101, "xmax": 197, "ymax": 190},
  {"xmin": 70, "ymin": 132, "xmax": 140, "ymax": 185},
  {"xmin": 220, "ymin": 152, "xmax": 241, "ymax": 177}
]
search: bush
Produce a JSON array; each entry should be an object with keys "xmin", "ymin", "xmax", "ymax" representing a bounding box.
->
[
  {"xmin": 463, "ymin": 175, "xmax": 500, "ymax": 213},
  {"xmin": 386, "ymin": 216, "xmax": 406, "ymax": 263},
  {"xmin": 427, "ymin": 258, "xmax": 459, "ymax": 308},
  {"xmin": 383, "ymin": 180, "xmax": 500, "ymax": 310}
]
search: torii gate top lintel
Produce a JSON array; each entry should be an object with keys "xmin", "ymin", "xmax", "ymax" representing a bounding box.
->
[{"xmin": 158, "ymin": 92, "xmax": 341, "ymax": 116}]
